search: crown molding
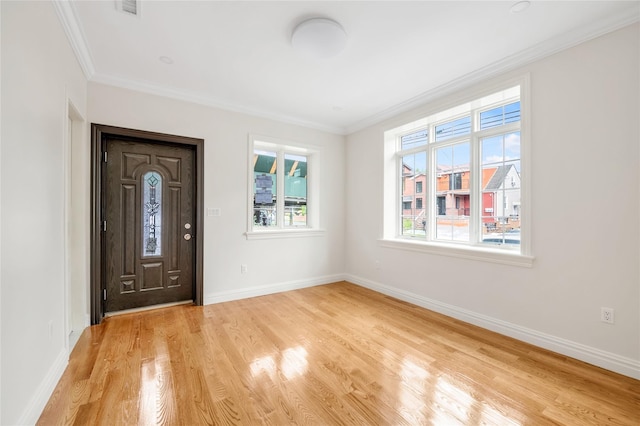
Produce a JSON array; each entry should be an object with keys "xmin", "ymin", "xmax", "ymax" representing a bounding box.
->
[
  {"xmin": 90, "ymin": 73, "xmax": 346, "ymax": 135},
  {"xmin": 52, "ymin": 0, "xmax": 95, "ymax": 79},
  {"xmin": 345, "ymin": 5, "xmax": 640, "ymax": 135},
  {"xmin": 52, "ymin": 0, "xmax": 340, "ymax": 133}
]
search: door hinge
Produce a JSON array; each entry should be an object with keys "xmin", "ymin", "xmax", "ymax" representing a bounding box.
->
[
  {"xmin": 103, "ymin": 152, "xmax": 108, "ymax": 162},
  {"xmin": 103, "ymin": 289, "xmax": 107, "ymax": 301},
  {"xmin": 102, "ymin": 221, "xmax": 107, "ymax": 232}
]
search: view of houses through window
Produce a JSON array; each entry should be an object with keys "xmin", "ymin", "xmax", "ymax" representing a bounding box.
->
[
  {"xmin": 398, "ymin": 86, "xmax": 522, "ymax": 248},
  {"xmin": 253, "ymin": 149, "xmax": 308, "ymax": 229}
]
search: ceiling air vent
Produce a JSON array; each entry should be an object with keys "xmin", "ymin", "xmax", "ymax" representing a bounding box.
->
[{"xmin": 116, "ymin": 0, "xmax": 139, "ymax": 16}]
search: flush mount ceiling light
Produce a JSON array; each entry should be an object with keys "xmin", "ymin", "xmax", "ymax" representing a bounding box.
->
[
  {"xmin": 291, "ymin": 18, "xmax": 347, "ymax": 60},
  {"xmin": 510, "ymin": 1, "xmax": 531, "ymax": 14}
]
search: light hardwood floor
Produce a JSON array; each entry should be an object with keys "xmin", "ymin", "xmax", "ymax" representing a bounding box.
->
[{"xmin": 38, "ymin": 282, "xmax": 639, "ymax": 425}]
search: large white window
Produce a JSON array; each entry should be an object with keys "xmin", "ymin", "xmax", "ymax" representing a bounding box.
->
[
  {"xmin": 383, "ymin": 80, "xmax": 532, "ymax": 266},
  {"xmin": 246, "ymin": 135, "xmax": 322, "ymax": 239}
]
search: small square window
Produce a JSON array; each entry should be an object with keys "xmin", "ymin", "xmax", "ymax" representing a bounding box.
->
[{"xmin": 248, "ymin": 135, "xmax": 321, "ymax": 239}]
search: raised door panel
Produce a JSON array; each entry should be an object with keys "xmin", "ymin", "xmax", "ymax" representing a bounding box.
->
[{"xmin": 105, "ymin": 139, "xmax": 194, "ymax": 312}]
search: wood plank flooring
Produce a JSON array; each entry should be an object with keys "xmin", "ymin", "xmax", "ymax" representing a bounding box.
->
[{"xmin": 38, "ymin": 282, "xmax": 639, "ymax": 425}]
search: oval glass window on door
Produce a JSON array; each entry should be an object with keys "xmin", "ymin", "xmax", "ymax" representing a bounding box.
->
[{"xmin": 142, "ymin": 171, "xmax": 162, "ymax": 257}]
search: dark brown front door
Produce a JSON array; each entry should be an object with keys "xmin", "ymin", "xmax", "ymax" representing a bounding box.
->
[{"xmin": 104, "ymin": 138, "xmax": 195, "ymax": 312}]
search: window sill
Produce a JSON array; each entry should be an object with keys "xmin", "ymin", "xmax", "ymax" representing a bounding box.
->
[
  {"xmin": 245, "ymin": 228, "xmax": 325, "ymax": 240},
  {"xmin": 378, "ymin": 238, "xmax": 534, "ymax": 267}
]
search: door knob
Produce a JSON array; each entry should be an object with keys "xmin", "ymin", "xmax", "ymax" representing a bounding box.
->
[{"xmin": 184, "ymin": 233, "xmax": 192, "ymax": 241}]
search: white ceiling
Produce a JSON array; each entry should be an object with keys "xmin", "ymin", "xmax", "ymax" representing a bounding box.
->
[{"xmin": 58, "ymin": 1, "xmax": 639, "ymax": 134}]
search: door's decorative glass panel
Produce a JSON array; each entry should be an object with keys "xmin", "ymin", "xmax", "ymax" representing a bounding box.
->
[{"xmin": 143, "ymin": 171, "xmax": 162, "ymax": 256}]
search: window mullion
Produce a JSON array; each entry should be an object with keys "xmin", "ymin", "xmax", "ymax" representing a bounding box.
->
[
  {"xmin": 470, "ymin": 132, "xmax": 480, "ymax": 244},
  {"xmin": 396, "ymin": 153, "xmax": 403, "ymax": 236},
  {"xmin": 476, "ymin": 121, "xmax": 520, "ymax": 139},
  {"xmin": 276, "ymin": 150, "xmax": 285, "ymax": 228},
  {"xmin": 430, "ymin": 134, "xmax": 472, "ymax": 149},
  {"xmin": 468, "ymin": 111, "xmax": 479, "ymax": 244},
  {"xmin": 398, "ymin": 144, "xmax": 429, "ymax": 157},
  {"xmin": 426, "ymin": 124, "xmax": 435, "ymax": 241}
]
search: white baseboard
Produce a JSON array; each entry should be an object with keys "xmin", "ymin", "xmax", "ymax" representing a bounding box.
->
[
  {"xmin": 68, "ymin": 329, "xmax": 83, "ymax": 353},
  {"xmin": 345, "ymin": 274, "xmax": 640, "ymax": 380},
  {"xmin": 204, "ymin": 274, "xmax": 347, "ymax": 305},
  {"xmin": 17, "ymin": 348, "xmax": 68, "ymax": 425}
]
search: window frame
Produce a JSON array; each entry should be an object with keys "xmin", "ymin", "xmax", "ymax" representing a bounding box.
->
[
  {"xmin": 382, "ymin": 76, "xmax": 533, "ymax": 267},
  {"xmin": 246, "ymin": 134, "xmax": 323, "ymax": 240}
]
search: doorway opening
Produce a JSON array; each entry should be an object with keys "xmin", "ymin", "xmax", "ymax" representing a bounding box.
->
[
  {"xmin": 90, "ymin": 124, "xmax": 204, "ymax": 324},
  {"xmin": 66, "ymin": 100, "xmax": 87, "ymax": 349}
]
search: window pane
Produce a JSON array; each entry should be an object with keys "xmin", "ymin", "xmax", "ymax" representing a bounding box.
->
[
  {"xmin": 481, "ymin": 132, "xmax": 521, "ymax": 247},
  {"xmin": 401, "ymin": 151, "xmax": 427, "ymax": 237},
  {"xmin": 284, "ymin": 154, "xmax": 307, "ymax": 227},
  {"xmin": 482, "ymin": 133, "xmax": 520, "ymax": 165},
  {"xmin": 505, "ymin": 102, "xmax": 521, "ymax": 124},
  {"xmin": 481, "ymin": 135, "xmax": 503, "ymax": 164},
  {"xmin": 480, "ymin": 101, "xmax": 520, "ymax": 130},
  {"xmin": 435, "ymin": 142, "xmax": 470, "ymax": 242},
  {"xmin": 435, "ymin": 116, "xmax": 471, "ymax": 142},
  {"xmin": 253, "ymin": 150, "xmax": 277, "ymax": 227},
  {"xmin": 401, "ymin": 129, "xmax": 428, "ymax": 150},
  {"xmin": 142, "ymin": 171, "xmax": 162, "ymax": 256},
  {"xmin": 505, "ymin": 131, "xmax": 521, "ymax": 160}
]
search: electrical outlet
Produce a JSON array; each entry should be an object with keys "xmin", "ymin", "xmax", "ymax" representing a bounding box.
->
[
  {"xmin": 240, "ymin": 264, "xmax": 248, "ymax": 274},
  {"xmin": 601, "ymin": 307, "xmax": 614, "ymax": 324}
]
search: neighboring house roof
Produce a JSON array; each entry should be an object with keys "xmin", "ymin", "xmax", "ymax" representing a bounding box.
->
[
  {"xmin": 403, "ymin": 163, "xmax": 518, "ymax": 191},
  {"xmin": 485, "ymin": 165, "xmax": 512, "ymax": 191},
  {"xmin": 402, "ymin": 163, "xmax": 427, "ymax": 180},
  {"xmin": 254, "ymin": 153, "xmax": 307, "ymax": 177},
  {"xmin": 482, "ymin": 167, "xmax": 497, "ymax": 189},
  {"xmin": 436, "ymin": 164, "xmax": 469, "ymax": 174}
]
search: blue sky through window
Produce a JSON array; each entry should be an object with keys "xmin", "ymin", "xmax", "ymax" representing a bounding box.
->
[
  {"xmin": 480, "ymin": 101, "xmax": 521, "ymax": 130},
  {"xmin": 482, "ymin": 132, "xmax": 521, "ymax": 171}
]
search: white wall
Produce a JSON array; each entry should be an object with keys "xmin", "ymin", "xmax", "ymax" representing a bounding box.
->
[
  {"xmin": 0, "ymin": 1, "xmax": 87, "ymax": 424},
  {"xmin": 87, "ymin": 83, "xmax": 346, "ymax": 305},
  {"xmin": 345, "ymin": 23, "xmax": 640, "ymax": 378}
]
